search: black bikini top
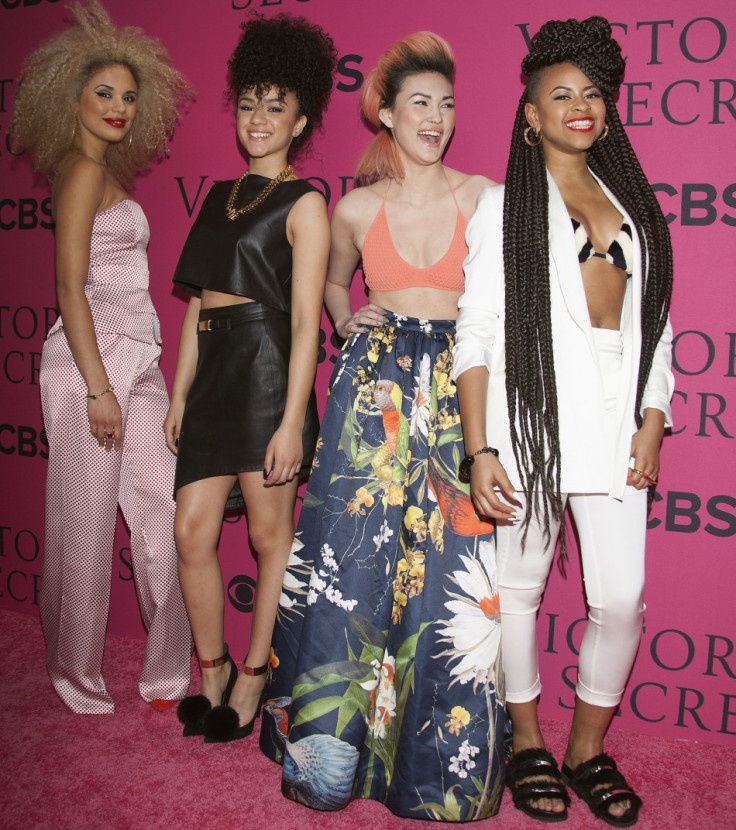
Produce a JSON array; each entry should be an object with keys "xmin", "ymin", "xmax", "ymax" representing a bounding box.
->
[{"xmin": 571, "ymin": 217, "xmax": 634, "ymax": 277}]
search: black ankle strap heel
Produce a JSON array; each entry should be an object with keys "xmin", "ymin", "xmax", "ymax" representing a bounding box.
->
[
  {"xmin": 176, "ymin": 644, "xmax": 237, "ymax": 737},
  {"xmin": 202, "ymin": 654, "xmax": 269, "ymax": 743}
]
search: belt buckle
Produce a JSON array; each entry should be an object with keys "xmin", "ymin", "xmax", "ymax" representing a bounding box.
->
[{"xmin": 198, "ymin": 319, "xmax": 213, "ymax": 332}]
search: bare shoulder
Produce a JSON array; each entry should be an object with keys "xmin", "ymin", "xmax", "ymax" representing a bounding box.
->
[
  {"xmin": 291, "ymin": 187, "xmax": 328, "ymax": 215},
  {"xmin": 445, "ymin": 167, "xmax": 498, "ymax": 210},
  {"xmin": 288, "ymin": 188, "xmax": 329, "ymax": 241},
  {"xmin": 331, "ymin": 181, "xmax": 383, "ymax": 230},
  {"xmin": 55, "ymin": 153, "xmax": 105, "ymax": 191},
  {"xmin": 52, "ymin": 153, "xmax": 106, "ymax": 217}
]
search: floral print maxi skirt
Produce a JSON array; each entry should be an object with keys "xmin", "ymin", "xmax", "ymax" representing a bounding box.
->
[{"xmin": 259, "ymin": 313, "xmax": 505, "ymax": 822}]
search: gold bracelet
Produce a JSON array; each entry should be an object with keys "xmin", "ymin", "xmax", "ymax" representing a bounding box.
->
[{"xmin": 86, "ymin": 384, "xmax": 114, "ymax": 400}]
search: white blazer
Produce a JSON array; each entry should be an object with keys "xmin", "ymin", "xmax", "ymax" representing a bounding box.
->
[{"xmin": 453, "ymin": 174, "xmax": 674, "ymax": 499}]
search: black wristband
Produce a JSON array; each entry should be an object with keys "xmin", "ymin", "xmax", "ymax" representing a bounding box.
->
[{"xmin": 458, "ymin": 446, "xmax": 499, "ymax": 484}]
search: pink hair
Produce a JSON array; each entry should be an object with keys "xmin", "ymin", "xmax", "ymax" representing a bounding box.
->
[{"xmin": 354, "ymin": 32, "xmax": 455, "ymax": 185}]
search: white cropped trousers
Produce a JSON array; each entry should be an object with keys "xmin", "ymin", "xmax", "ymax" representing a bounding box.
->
[
  {"xmin": 40, "ymin": 330, "xmax": 192, "ymax": 714},
  {"xmin": 497, "ymin": 328, "xmax": 648, "ymax": 708},
  {"xmin": 497, "ymin": 489, "xmax": 647, "ymax": 708}
]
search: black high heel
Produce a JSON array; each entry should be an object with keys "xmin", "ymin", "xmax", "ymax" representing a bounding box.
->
[
  {"xmin": 202, "ymin": 656, "xmax": 268, "ymax": 743},
  {"xmin": 176, "ymin": 645, "xmax": 238, "ymax": 737}
]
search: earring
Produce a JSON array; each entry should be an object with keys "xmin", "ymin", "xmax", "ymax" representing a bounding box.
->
[
  {"xmin": 523, "ymin": 126, "xmax": 542, "ymax": 147},
  {"xmin": 598, "ymin": 123, "xmax": 610, "ymax": 142},
  {"xmin": 127, "ymin": 131, "xmax": 133, "ymax": 150},
  {"xmin": 71, "ymin": 121, "xmax": 78, "ymax": 145}
]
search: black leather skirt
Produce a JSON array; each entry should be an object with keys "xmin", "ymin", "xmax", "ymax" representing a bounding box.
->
[{"xmin": 174, "ymin": 301, "xmax": 319, "ymax": 511}]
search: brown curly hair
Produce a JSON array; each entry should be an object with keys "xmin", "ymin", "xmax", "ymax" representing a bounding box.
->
[
  {"xmin": 10, "ymin": 0, "xmax": 193, "ymax": 187},
  {"xmin": 503, "ymin": 16, "xmax": 673, "ymax": 558},
  {"xmin": 227, "ymin": 13, "xmax": 337, "ymax": 159}
]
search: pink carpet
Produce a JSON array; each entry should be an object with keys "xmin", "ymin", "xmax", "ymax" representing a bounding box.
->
[{"xmin": 0, "ymin": 608, "xmax": 732, "ymax": 830}]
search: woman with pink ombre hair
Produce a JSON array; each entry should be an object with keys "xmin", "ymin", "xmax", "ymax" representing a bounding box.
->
[{"xmin": 260, "ymin": 32, "xmax": 505, "ymax": 823}]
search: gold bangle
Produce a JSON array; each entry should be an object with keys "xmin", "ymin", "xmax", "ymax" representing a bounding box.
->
[{"xmin": 86, "ymin": 385, "xmax": 115, "ymax": 400}]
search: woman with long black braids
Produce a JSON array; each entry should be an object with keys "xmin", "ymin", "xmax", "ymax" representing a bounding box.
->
[{"xmin": 455, "ymin": 16, "xmax": 673, "ymax": 826}]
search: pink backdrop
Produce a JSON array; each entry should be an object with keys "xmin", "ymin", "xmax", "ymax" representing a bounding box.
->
[{"xmin": 1, "ymin": 0, "xmax": 734, "ymax": 747}]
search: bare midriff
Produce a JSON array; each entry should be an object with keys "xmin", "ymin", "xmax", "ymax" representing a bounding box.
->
[
  {"xmin": 368, "ymin": 286, "xmax": 462, "ymax": 321},
  {"xmin": 201, "ymin": 288, "xmax": 255, "ymax": 309},
  {"xmin": 581, "ymin": 258, "xmax": 627, "ymax": 329}
]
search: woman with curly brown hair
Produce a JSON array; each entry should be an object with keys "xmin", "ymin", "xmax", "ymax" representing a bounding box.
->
[
  {"xmin": 164, "ymin": 13, "xmax": 336, "ymax": 744},
  {"xmin": 10, "ymin": 0, "xmax": 194, "ymax": 715},
  {"xmin": 455, "ymin": 16, "xmax": 674, "ymax": 826},
  {"xmin": 259, "ymin": 32, "xmax": 505, "ymax": 823}
]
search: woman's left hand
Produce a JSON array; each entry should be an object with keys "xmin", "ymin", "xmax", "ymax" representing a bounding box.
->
[
  {"xmin": 263, "ymin": 424, "xmax": 303, "ymax": 487},
  {"xmin": 88, "ymin": 390, "xmax": 122, "ymax": 452},
  {"xmin": 627, "ymin": 408, "xmax": 665, "ymax": 489}
]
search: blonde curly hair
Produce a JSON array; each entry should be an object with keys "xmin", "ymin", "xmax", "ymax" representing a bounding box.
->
[{"xmin": 10, "ymin": 0, "xmax": 193, "ymax": 187}]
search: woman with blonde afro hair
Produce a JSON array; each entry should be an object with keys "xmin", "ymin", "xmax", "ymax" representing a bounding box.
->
[
  {"xmin": 11, "ymin": 0, "xmax": 194, "ymax": 715},
  {"xmin": 11, "ymin": 0, "xmax": 192, "ymax": 186}
]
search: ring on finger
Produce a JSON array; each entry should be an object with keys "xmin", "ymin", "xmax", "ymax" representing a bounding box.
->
[{"xmin": 633, "ymin": 467, "xmax": 657, "ymax": 483}]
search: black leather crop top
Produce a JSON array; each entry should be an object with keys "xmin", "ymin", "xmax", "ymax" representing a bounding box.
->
[{"xmin": 173, "ymin": 175, "xmax": 320, "ymax": 311}]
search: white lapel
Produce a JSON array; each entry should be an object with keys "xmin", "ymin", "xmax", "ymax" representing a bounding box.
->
[
  {"xmin": 589, "ymin": 171, "xmax": 642, "ymax": 427},
  {"xmin": 590, "ymin": 172, "xmax": 643, "ymax": 340},
  {"xmin": 546, "ymin": 170, "xmax": 593, "ymax": 338},
  {"xmin": 546, "ymin": 168, "xmax": 643, "ymax": 331}
]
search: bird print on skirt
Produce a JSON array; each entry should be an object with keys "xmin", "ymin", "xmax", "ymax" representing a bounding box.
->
[{"xmin": 260, "ymin": 313, "xmax": 506, "ymax": 822}]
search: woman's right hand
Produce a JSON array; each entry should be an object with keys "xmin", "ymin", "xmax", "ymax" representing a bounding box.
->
[
  {"xmin": 87, "ymin": 391, "xmax": 122, "ymax": 451},
  {"xmin": 164, "ymin": 400, "xmax": 184, "ymax": 455},
  {"xmin": 469, "ymin": 452, "xmax": 520, "ymax": 521},
  {"xmin": 335, "ymin": 303, "xmax": 388, "ymax": 340}
]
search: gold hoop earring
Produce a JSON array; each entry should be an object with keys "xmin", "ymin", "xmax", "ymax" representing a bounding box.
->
[
  {"xmin": 127, "ymin": 131, "xmax": 133, "ymax": 150},
  {"xmin": 71, "ymin": 121, "xmax": 78, "ymax": 145},
  {"xmin": 598, "ymin": 123, "xmax": 610, "ymax": 142},
  {"xmin": 524, "ymin": 126, "xmax": 542, "ymax": 147}
]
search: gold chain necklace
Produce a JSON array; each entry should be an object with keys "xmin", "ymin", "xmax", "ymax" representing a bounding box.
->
[{"xmin": 225, "ymin": 164, "xmax": 296, "ymax": 220}]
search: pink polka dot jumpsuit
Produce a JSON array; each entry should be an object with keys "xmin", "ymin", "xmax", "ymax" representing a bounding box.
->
[{"xmin": 40, "ymin": 200, "xmax": 192, "ymax": 714}]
